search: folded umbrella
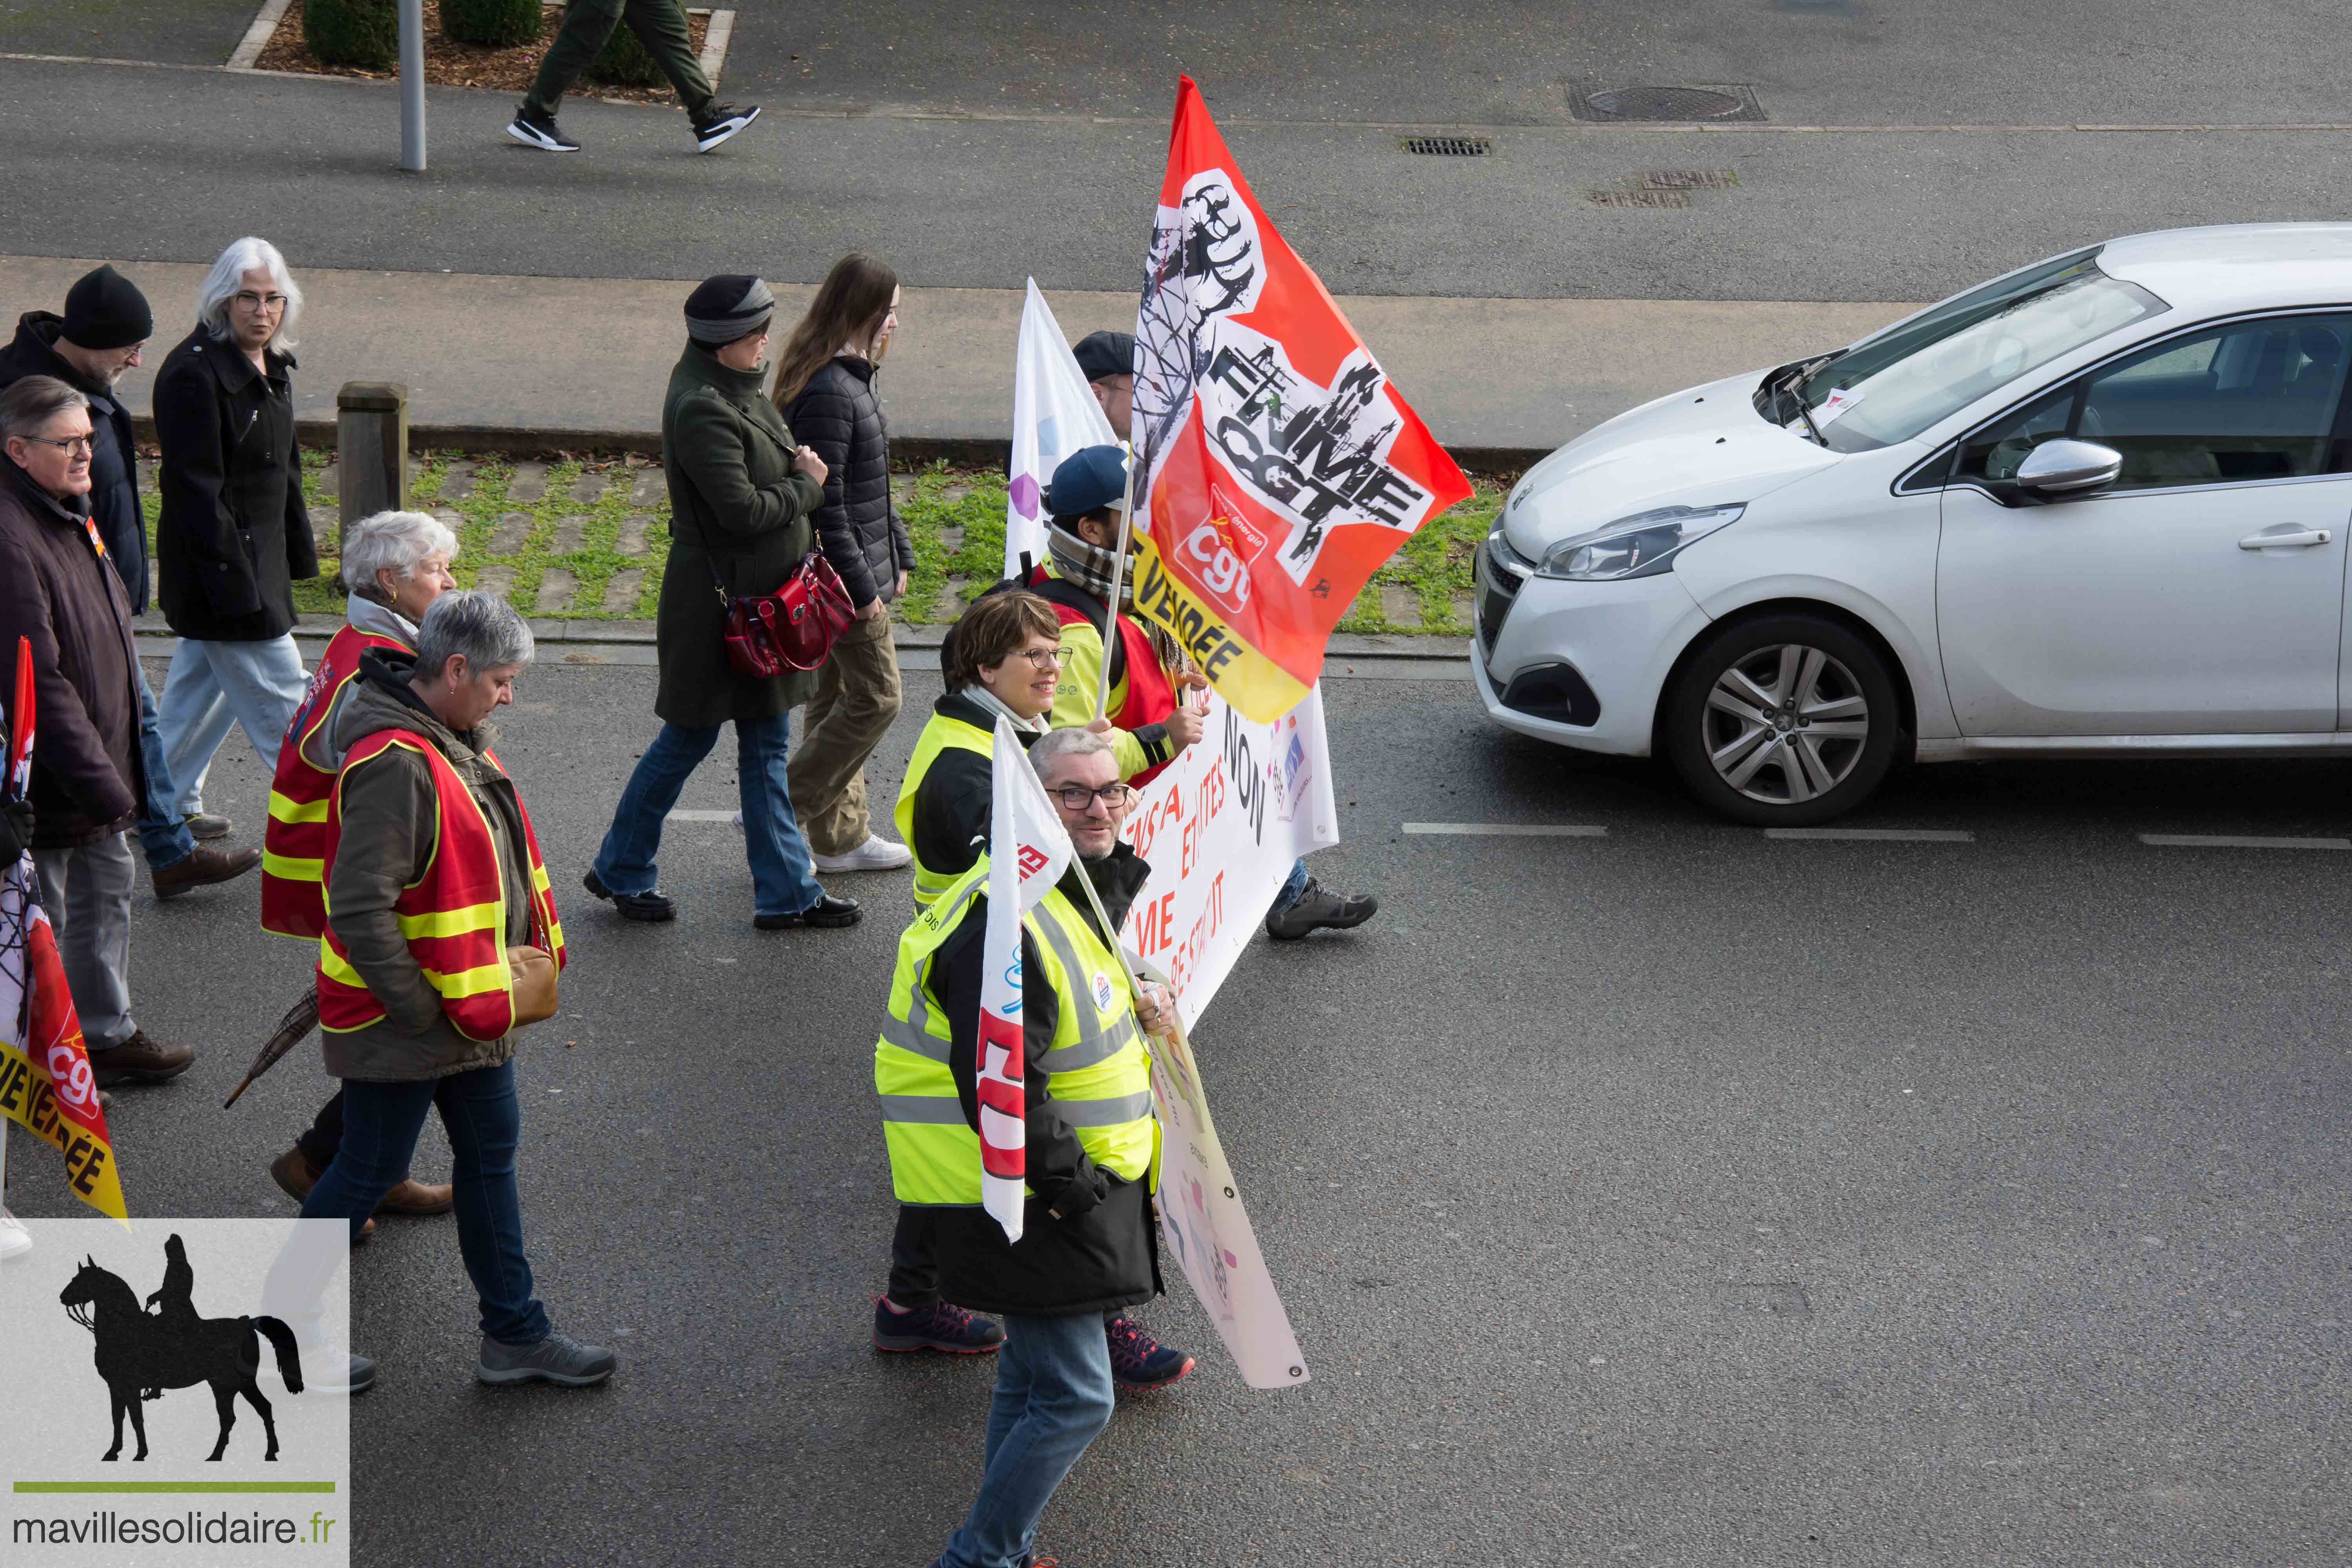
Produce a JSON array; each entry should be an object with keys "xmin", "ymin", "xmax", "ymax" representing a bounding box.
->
[{"xmin": 222, "ymin": 988, "xmax": 319, "ymax": 1109}]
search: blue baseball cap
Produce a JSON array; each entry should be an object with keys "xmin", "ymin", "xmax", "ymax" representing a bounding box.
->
[{"xmin": 1045, "ymin": 445, "xmax": 1129, "ymax": 518}]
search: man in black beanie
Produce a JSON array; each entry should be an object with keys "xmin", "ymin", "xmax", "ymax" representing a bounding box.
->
[
  {"xmin": 1071, "ymin": 329, "xmax": 1135, "ymax": 444},
  {"xmin": 0, "ymin": 264, "xmax": 258, "ymax": 900}
]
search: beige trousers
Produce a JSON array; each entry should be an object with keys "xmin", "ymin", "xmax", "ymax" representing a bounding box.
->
[{"xmin": 786, "ymin": 604, "xmax": 905, "ymax": 856}]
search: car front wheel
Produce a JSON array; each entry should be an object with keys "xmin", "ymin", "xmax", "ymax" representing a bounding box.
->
[{"xmin": 1663, "ymin": 613, "xmax": 1902, "ymax": 826}]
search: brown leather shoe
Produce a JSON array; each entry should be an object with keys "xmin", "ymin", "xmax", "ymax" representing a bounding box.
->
[
  {"xmin": 377, "ymin": 1178, "xmax": 455, "ymax": 1215},
  {"xmin": 270, "ymin": 1145, "xmax": 319, "ymax": 1203},
  {"xmin": 87, "ymin": 1029, "xmax": 193, "ymax": 1087},
  {"xmin": 152, "ymin": 843, "xmax": 261, "ymax": 900}
]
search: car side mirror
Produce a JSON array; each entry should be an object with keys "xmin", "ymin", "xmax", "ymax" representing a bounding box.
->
[{"xmin": 2014, "ymin": 439, "xmax": 2122, "ymax": 500}]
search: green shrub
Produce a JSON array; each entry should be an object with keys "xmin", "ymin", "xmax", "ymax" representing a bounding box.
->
[
  {"xmin": 303, "ymin": 0, "xmax": 398, "ymax": 69},
  {"xmin": 441, "ymin": 0, "xmax": 542, "ymax": 48},
  {"xmin": 586, "ymin": 15, "xmax": 667, "ymax": 87}
]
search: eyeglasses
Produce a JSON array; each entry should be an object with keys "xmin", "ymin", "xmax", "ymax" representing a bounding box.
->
[
  {"xmin": 1050, "ymin": 783, "xmax": 1135, "ymax": 812},
  {"xmin": 1014, "ymin": 648, "xmax": 1066, "ymax": 671},
  {"xmin": 232, "ymin": 291, "xmax": 289, "ymax": 313},
  {"xmin": 17, "ymin": 434, "xmax": 93, "ymax": 457}
]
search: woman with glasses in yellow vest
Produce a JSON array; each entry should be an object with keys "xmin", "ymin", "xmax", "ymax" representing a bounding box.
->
[{"xmin": 259, "ymin": 508, "xmax": 459, "ymax": 1238}]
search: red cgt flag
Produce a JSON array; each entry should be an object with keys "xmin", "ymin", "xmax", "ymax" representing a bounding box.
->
[{"xmin": 1129, "ymin": 76, "xmax": 1472, "ymax": 722}]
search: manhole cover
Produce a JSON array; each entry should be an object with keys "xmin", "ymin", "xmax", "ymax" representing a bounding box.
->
[
  {"xmin": 1571, "ymin": 85, "xmax": 1766, "ymax": 123},
  {"xmin": 1403, "ymin": 136, "xmax": 1490, "ymax": 156}
]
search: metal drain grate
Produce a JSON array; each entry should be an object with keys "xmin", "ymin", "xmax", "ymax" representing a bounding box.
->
[
  {"xmin": 1570, "ymin": 84, "xmax": 1767, "ymax": 123},
  {"xmin": 1403, "ymin": 135, "xmax": 1490, "ymax": 156},
  {"xmin": 1590, "ymin": 189, "xmax": 1689, "ymax": 209},
  {"xmin": 1644, "ymin": 168, "xmax": 1739, "ymax": 190}
]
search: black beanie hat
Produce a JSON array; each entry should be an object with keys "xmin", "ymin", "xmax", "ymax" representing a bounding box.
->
[
  {"xmin": 684, "ymin": 274, "xmax": 775, "ymax": 345},
  {"xmin": 1071, "ymin": 329, "xmax": 1135, "ymax": 384},
  {"xmin": 62, "ymin": 264, "xmax": 153, "ymax": 351}
]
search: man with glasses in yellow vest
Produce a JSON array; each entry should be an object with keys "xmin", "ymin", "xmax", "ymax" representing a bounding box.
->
[{"xmin": 877, "ymin": 726, "xmax": 1193, "ymax": 1568}]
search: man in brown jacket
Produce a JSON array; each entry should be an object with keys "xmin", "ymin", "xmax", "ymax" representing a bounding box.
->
[{"xmin": 0, "ymin": 376, "xmax": 193, "ymax": 1083}]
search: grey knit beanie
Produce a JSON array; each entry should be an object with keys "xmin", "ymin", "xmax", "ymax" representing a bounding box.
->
[{"xmin": 684, "ymin": 274, "xmax": 776, "ymax": 344}]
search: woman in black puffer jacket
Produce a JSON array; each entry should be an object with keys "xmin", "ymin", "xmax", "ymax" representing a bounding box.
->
[{"xmin": 770, "ymin": 254, "xmax": 915, "ymax": 875}]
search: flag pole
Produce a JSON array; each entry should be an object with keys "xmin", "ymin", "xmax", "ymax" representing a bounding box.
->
[{"xmin": 1089, "ymin": 454, "xmax": 1143, "ymax": 724}]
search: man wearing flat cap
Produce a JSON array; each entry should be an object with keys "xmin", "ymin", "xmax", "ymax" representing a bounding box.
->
[
  {"xmin": 0, "ymin": 264, "xmax": 258, "ymax": 900},
  {"xmin": 584, "ymin": 275, "xmax": 863, "ymax": 932},
  {"xmin": 1071, "ymin": 329, "xmax": 1135, "ymax": 444}
]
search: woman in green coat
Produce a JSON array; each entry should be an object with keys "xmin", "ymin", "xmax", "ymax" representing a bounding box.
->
[{"xmin": 584, "ymin": 275, "xmax": 862, "ymax": 931}]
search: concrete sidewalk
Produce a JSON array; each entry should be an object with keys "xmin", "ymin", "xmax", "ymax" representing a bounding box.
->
[{"xmin": 2, "ymin": 254, "xmax": 1910, "ymax": 466}]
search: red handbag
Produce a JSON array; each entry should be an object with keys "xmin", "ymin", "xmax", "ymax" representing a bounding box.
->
[{"xmin": 714, "ymin": 551, "xmax": 858, "ymax": 677}]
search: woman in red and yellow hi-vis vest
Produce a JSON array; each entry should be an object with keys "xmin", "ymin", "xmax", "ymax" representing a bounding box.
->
[
  {"xmin": 260, "ymin": 510, "xmax": 461, "ymax": 1232},
  {"xmin": 295, "ymin": 589, "xmax": 616, "ymax": 1392}
]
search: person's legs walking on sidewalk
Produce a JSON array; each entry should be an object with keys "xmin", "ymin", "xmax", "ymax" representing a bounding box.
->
[{"xmin": 510, "ymin": 0, "xmax": 759, "ymax": 153}]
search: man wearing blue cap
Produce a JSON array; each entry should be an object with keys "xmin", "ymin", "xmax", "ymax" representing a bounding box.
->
[{"xmin": 1034, "ymin": 444, "xmax": 1378, "ymax": 940}]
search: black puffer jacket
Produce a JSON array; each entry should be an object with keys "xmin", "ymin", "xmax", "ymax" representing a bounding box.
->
[
  {"xmin": 0, "ymin": 312, "xmax": 149, "ymax": 613},
  {"xmin": 782, "ymin": 356, "xmax": 912, "ymax": 609},
  {"xmin": 152, "ymin": 324, "xmax": 317, "ymax": 642}
]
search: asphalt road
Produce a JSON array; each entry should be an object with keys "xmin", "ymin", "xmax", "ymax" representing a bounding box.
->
[{"xmin": 9, "ymin": 658, "xmax": 2348, "ymax": 1564}]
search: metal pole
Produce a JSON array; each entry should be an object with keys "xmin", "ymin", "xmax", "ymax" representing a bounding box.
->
[
  {"xmin": 1089, "ymin": 455, "xmax": 1142, "ymax": 722},
  {"xmin": 398, "ymin": 0, "xmax": 426, "ymax": 172}
]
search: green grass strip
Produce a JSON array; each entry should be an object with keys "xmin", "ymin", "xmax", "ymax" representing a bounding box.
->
[{"xmin": 14, "ymin": 1481, "xmax": 338, "ymax": 1494}]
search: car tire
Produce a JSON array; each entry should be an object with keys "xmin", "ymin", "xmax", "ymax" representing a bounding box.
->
[{"xmin": 1663, "ymin": 613, "xmax": 1903, "ymax": 826}]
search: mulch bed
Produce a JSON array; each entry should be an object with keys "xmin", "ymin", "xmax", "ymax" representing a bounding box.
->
[{"xmin": 254, "ymin": 0, "xmax": 709, "ymax": 104}]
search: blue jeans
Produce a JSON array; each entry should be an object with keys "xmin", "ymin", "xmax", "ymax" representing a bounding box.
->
[
  {"xmin": 134, "ymin": 667, "xmax": 196, "ymax": 870},
  {"xmin": 298, "ymin": 1060, "xmax": 551, "ymax": 1345},
  {"xmin": 156, "ymin": 632, "xmax": 306, "ymax": 818},
  {"xmin": 1270, "ymin": 857, "xmax": 1311, "ymax": 914},
  {"xmin": 935, "ymin": 1312, "xmax": 1116, "ymax": 1568},
  {"xmin": 590, "ymin": 715, "xmax": 824, "ymax": 918}
]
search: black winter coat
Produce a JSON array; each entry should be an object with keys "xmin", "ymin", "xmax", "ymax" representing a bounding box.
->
[
  {"xmin": 0, "ymin": 460, "xmax": 143, "ymax": 848},
  {"xmin": 0, "ymin": 312, "xmax": 149, "ymax": 614},
  {"xmin": 927, "ymin": 845, "xmax": 1163, "ymax": 1318},
  {"xmin": 152, "ymin": 325, "xmax": 317, "ymax": 641},
  {"xmin": 782, "ymin": 356, "xmax": 912, "ymax": 609}
]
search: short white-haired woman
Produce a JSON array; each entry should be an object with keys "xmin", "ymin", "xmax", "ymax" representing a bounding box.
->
[
  {"xmin": 260, "ymin": 510, "xmax": 459, "ymax": 1235},
  {"xmin": 151, "ymin": 235, "xmax": 318, "ymax": 844}
]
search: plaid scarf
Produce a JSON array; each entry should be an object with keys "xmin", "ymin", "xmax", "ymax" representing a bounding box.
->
[{"xmin": 1042, "ymin": 521, "xmax": 1190, "ymax": 678}]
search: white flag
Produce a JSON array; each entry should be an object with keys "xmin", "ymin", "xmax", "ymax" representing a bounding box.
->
[
  {"xmin": 1005, "ymin": 280, "xmax": 1120, "ymax": 577},
  {"xmin": 976, "ymin": 719, "xmax": 1075, "ymax": 1242}
]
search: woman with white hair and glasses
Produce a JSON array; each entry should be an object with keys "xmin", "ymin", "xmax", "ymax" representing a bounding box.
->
[
  {"xmin": 151, "ymin": 235, "xmax": 318, "ymax": 846},
  {"xmin": 259, "ymin": 510, "xmax": 461, "ymax": 1235}
]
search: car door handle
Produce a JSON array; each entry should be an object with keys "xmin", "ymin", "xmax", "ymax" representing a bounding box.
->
[{"xmin": 2238, "ymin": 526, "xmax": 2333, "ymax": 550}]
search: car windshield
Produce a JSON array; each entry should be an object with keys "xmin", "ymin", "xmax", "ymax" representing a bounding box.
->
[{"xmin": 1785, "ymin": 250, "xmax": 2168, "ymax": 452}]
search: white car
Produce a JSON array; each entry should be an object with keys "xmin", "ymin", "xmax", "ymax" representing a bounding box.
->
[{"xmin": 1475, "ymin": 223, "xmax": 2352, "ymax": 824}]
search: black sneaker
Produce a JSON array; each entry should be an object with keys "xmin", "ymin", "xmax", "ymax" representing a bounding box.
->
[
  {"xmin": 581, "ymin": 869, "xmax": 675, "ymax": 922},
  {"xmin": 691, "ymin": 102, "xmax": 760, "ymax": 153},
  {"xmin": 1265, "ymin": 878, "xmax": 1377, "ymax": 941},
  {"xmin": 506, "ymin": 109, "xmax": 580, "ymax": 152},
  {"xmin": 753, "ymin": 893, "xmax": 859, "ymax": 930}
]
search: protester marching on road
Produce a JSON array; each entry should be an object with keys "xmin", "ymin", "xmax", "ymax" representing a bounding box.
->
[
  {"xmin": 585, "ymin": 275, "xmax": 860, "ymax": 931},
  {"xmin": 773, "ymin": 254, "xmax": 916, "ymax": 877},
  {"xmin": 0, "ymin": 264, "xmax": 258, "ymax": 901},
  {"xmin": 1038, "ymin": 441, "xmax": 1377, "ymax": 939},
  {"xmin": 151, "ymin": 237, "xmax": 318, "ymax": 857},
  {"xmin": 507, "ymin": 0, "xmax": 759, "ymax": 155},
  {"xmin": 0, "ymin": 376, "xmax": 195, "ymax": 1090},
  {"xmin": 258, "ymin": 509, "xmax": 464, "ymax": 1239},
  {"xmin": 878, "ymin": 726, "xmax": 1189, "ymax": 1568},
  {"xmin": 294, "ymin": 590, "xmax": 612, "ymax": 1394}
]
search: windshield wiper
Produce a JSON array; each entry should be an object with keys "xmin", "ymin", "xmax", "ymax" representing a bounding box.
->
[{"xmin": 1769, "ymin": 356, "xmax": 1838, "ymax": 445}]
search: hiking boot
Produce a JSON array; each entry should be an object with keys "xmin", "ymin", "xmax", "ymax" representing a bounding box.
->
[
  {"xmin": 506, "ymin": 108, "xmax": 579, "ymax": 152},
  {"xmin": 1264, "ymin": 878, "xmax": 1378, "ymax": 942},
  {"xmin": 1105, "ymin": 1314, "xmax": 1194, "ymax": 1391},
  {"xmin": 151, "ymin": 842, "xmax": 261, "ymax": 899},
  {"xmin": 691, "ymin": 102, "xmax": 760, "ymax": 152},
  {"xmin": 376, "ymin": 1177, "xmax": 454, "ymax": 1216},
  {"xmin": 87, "ymin": 1029, "xmax": 193, "ymax": 1087},
  {"xmin": 872, "ymin": 1296, "xmax": 1004, "ymax": 1354},
  {"xmin": 182, "ymin": 812, "xmax": 232, "ymax": 840},
  {"xmin": 754, "ymin": 893, "xmax": 860, "ymax": 930},
  {"xmin": 582, "ymin": 869, "xmax": 675, "ymax": 922},
  {"xmin": 477, "ymin": 1331, "xmax": 617, "ymax": 1387},
  {"xmin": 814, "ymin": 835, "xmax": 913, "ymax": 873}
]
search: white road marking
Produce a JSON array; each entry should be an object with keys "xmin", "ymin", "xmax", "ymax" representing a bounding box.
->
[
  {"xmin": 2138, "ymin": 833, "xmax": 2350, "ymax": 850},
  {"xmin": 1402, "ymin": 822, "xmax": 1608, "ymax": 837},
  {"xmin": 1764, "ymin": 828, "xmax": 1976, "ymax": 842},
  {"xmin": 667, "ymin": 809, "xmax": 739, "ymax": 822}
]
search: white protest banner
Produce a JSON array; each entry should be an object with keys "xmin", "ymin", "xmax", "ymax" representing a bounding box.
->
[
  {"xmin": 1119, "ymin": 683, "xmax": 1337, "ymax": 1031},
  {"xmin": 1130, "ymin": 951, "xmax": 1308, "ymax": 1389},
  {"xmin": 1005, "ymin": 280, "xmax": 1121, "ymax": 577}
]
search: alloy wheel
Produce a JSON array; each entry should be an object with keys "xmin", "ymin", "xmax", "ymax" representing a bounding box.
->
[{"xmin": 1700, "ymin": 643, "xmax": 1873, "ymax": 806}]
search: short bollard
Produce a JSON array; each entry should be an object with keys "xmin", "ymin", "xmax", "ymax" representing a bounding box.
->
[{"xmin": 337, "ymin": 381, "xmax": 409, "ymax": 530}]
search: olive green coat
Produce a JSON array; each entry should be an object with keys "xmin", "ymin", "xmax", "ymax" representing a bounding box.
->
[{"xmin": 655, "ymin": 343, "xmax": 828, "ymax": 727}]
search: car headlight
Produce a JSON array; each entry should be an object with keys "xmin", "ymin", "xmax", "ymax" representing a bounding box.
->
[{"xmin": 1534, "ymin": 504, "xmax": 1746, "ymax": 581}]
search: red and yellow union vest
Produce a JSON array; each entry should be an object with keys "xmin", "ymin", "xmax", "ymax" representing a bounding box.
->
[
  {"xmin": 261, "ymin": 625, "xmax": 412, "ymax": 940},
  {"xmin": 314, "ymin": 729, "xmax": 568, "ymax": 1042},
  {"xmin": 1025, "ymin": 565, "xmax": 1183, "ymax": 786}
]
